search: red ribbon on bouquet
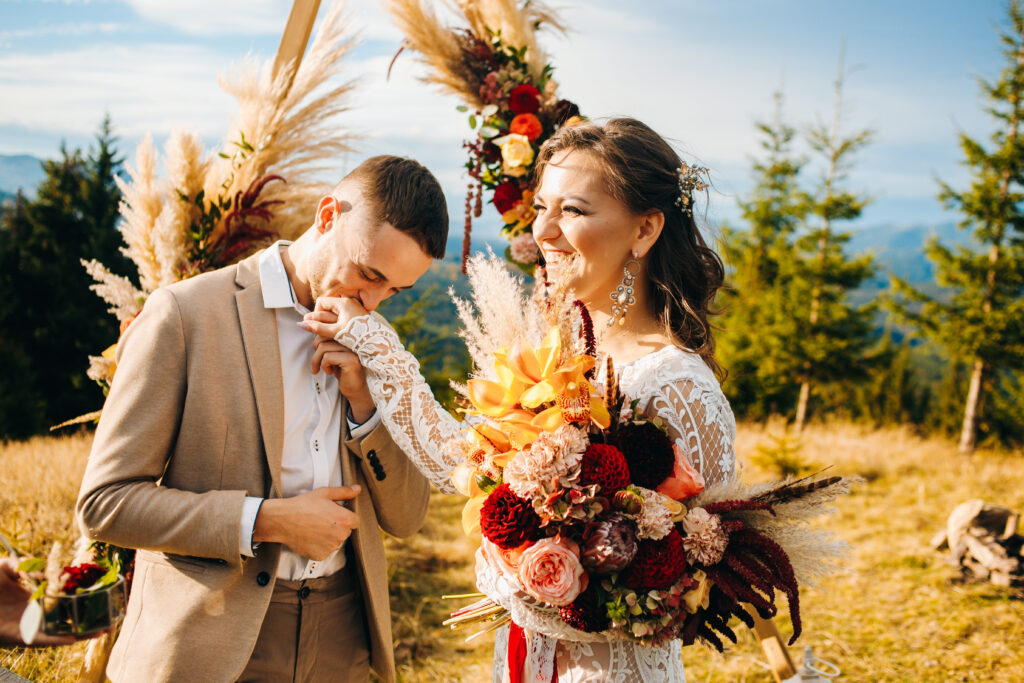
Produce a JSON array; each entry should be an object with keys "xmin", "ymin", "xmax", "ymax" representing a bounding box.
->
[{"xmin": 507, "ymin": 621, "xmax": 558, "ymax": 683}]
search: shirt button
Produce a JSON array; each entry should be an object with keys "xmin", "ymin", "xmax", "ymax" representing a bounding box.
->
[
  {"xmin": 313, "ymin": 440, "xmax": 319, "ymax": 450},
  {"xmin": 256, "ymin": 571, "xmax": 270, "ymax": 587}
]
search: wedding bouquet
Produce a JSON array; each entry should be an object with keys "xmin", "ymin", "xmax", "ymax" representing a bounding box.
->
[{"xmin": 443, "ymin": 268, "xmax": 850, "ymax": 650}]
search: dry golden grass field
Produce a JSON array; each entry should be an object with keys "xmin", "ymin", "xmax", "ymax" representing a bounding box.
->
[{"xmin": 2, "ymin": 422, "xmax": 1023, "ymax": 682}]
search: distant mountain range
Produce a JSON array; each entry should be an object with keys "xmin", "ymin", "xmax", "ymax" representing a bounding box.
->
[
  {"xmin": 0, "ymin": 154, "xmax": 46, "ymax": 199},
  {"xmin": 0, "ymin": 152, "xmax": 970, "ymax": 295}
]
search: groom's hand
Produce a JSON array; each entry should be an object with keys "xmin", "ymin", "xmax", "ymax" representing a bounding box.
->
[{"xmin": 253, "ymin": 486, "xmax": 362, "ymax": 561}]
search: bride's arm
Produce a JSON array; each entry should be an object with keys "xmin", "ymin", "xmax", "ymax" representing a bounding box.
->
[
  {"xmin": 638, "ymin": 365, "xmax": 737, "ymax": 487},
  {"xmin": 330, "ymin": 311, "xmax": 466, "ymax": 494}
]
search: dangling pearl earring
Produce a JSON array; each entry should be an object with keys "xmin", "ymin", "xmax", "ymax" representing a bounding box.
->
[{"xmin": 608, "ymin": 251, "xmax": 641, "ymax": 327}]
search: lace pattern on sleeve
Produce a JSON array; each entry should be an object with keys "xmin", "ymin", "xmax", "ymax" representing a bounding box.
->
[
  {"xmin": 336, "ymin": 312, "xmax": 464, "ymax": 493},
  {"xmin": 618, "ymin": 346, "xmax": 737, "ymax": 487}
]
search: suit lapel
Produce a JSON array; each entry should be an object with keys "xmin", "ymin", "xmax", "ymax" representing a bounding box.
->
[{"xmin": 235, "ymin": 256, "xmax": 285, "ymax": 497}]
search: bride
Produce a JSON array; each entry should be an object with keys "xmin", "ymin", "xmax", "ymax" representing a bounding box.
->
[{"xmin": 302, "ymin": 117, "xmax": 736, "ymax": 682}]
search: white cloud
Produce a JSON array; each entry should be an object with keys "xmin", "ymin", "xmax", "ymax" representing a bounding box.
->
[
  {"xmin": 0, "ymin": 44, "xmax": 235, "ymax": 138},
  {"xmin": 121, "ymin": 0, "xmax": 292, "ymax": 35},
  {"xmin": 0, "ymin": 21, "xmax": 126, "ymax": 42}
]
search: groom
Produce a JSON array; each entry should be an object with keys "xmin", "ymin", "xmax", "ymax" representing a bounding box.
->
[{"xmin": 76, "ymin": 155, "xmax": 447, "ymax": 682}]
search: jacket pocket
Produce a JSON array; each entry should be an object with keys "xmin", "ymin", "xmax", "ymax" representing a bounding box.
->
[{"xmin": 136, "ymin": 549, "xmax": 223, "ymax": 574}]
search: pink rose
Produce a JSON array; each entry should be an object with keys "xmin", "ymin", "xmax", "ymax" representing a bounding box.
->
[
  {"xmin": 656, "ymin": 444, "xmax": 706, "ymax": 500},
  {"xmin": 480, "ymin": 537, "xmax": 530, "ymax": 580},
  {"xmin": 517, "ymin": 536, "xmax": 588, "ymax": 606}
]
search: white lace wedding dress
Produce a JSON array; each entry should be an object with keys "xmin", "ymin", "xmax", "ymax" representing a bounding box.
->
[{"xmin": 337, "ymin": 313, "xmax": 737, "ymax": 683}]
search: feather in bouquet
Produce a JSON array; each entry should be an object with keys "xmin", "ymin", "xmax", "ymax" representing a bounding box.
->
[
  {"xmin": 443, "ymin": 256, "xmax": 851, "ymax": 650},
  {"xmin": 384, "ymin": 0, "xmax": 581, "ymax": 272}
]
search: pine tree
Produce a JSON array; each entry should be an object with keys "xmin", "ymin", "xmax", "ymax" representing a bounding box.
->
[
  {"xmin": 791, "ymin": 46, "xmax": 876, "ymax": 432},
  {"xmin": 891, "ymin": 3, "xmax": 1024, "ymax": 453},
  {"xmin": 718, "ymin": 93, "xmax": 811, "ymax": 418},
  {"xmin": 0, "ymin": 117, "xmax": 130, "ymax": 437}
]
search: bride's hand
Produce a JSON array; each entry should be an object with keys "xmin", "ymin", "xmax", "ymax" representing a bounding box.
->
[{"xmin": 300, "ymin": 296, "xmax": 369, "ymax": 342}]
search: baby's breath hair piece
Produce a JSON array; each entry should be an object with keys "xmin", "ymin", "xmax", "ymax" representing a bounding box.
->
[{"xmin": 675, "ymin": 161, "xmax": 710, "ymax": 215}]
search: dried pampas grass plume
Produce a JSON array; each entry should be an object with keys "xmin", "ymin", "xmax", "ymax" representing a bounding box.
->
[
  {"xmin": 90, "ymin": 0, "xmax": 358, "ymax": 311},
  {"xmin": 453, "ymin": 252, "xmax": 546, "ymax": 381},
  {"xmin": 215, "ymin": 0, "xmax": 358, "ymax": 241},
  {"xmin": 115, "ymin": 135, "xmax": 164, "ymax": 293},
  {"xmin": 384, "ymin": 0, "xmax": 566, "ymax": 106}
]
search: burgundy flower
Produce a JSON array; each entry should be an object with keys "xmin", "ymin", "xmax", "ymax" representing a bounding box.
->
[
  {"xmin": 559, "ymin": 581, "xmax": 609, "ymax": 633},
  {"xmin": 480, "ymin": 483, "xmax": 543, "ymax": 549},
  {"xmin": 614, "ymin": 422, "xmax": 675, "ymax": 490},
  {"xmin": 493, "ymin": 181, "xmax": 522, "ymax": 215},
  {"xmin": 621, "ymin": 530, "xmax": 688, "ymax": 593},
  {"xmin": 59, "ymin": 563, "xmax": 106, "ymax": 593},
  {"xmin": 508, "ymin": 84, "xmax": 541, "ymax": 114},
  {"xmin": 553, "ymin": 99, "xmax": 581, "ymax": 126},
  {"xmin": 581, "ymin": 513, "xmax": 638, "ymax": 573},
  {"xmin": 578, "ymin": 444, "xmax": 631, "ymax": 493}
]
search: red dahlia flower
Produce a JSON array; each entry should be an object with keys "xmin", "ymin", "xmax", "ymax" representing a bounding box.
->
[
  {"xmin": 578, "ymin": 444, "xmax": 631, "ymax": 493},
  {"xmin": 508, "ymin": 84, "xmax": 541, "ymax": 114},
  {"xmin": 510, "ymin": 113, "xmax": 543, "ymax": 142},
  {"xmin": 480, "ymin": 483, "xmax": 543, "ymax": 549},
  {"xmin": 621, "ymin": 530, "xmax": 688, "ymax": 593}
]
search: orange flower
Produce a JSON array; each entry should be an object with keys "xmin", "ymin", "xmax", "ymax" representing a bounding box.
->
[{"xmin": 510, "ymin": 113, "xmax": 543, "ymax": 142}]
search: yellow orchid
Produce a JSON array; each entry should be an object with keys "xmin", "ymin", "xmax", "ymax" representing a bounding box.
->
[{"xmin": 465, "ymin": 327, "xmax": 610, "ymax": 435}]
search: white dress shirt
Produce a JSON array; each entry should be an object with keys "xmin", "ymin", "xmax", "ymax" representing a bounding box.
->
[{"xmin": 239, "ymin": 241, "xmax": 380, "ymax": 579}]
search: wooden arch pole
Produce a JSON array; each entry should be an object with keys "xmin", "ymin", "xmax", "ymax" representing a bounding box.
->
[
  {"xmin": 750, "ymin": 610, "xmax": 797, "ymax": 682},
  {"xmin": 273, "ymin": 0, "xmax": 323, "ymax": 89}
]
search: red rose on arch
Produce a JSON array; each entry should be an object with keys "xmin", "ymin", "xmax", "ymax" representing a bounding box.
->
[
  {"xmin": 510, "ymin": 113, "xmax": 543, "ymax": 142},
  {"xmin": 493, "ymin": 182, "xmax": 522, "ymax": 215},
  {"xmin": 508, "ymin": 84, "xmax": 541, "ymax": 114}
]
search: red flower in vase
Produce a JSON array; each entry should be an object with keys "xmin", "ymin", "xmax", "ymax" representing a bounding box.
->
[{"xmin": 59, "ymin": 563, "xmax": 106, "ymax": 593}]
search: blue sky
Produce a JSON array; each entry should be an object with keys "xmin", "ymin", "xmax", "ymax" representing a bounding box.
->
[{"xmin": 0, "ymin": 0, "xmax": 1009, "ymax": 236}]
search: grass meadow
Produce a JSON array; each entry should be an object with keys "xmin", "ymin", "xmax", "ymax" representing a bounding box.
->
[{"xmin": 2, "ymin": 422, "xmax": 1022, "ymax": 682}]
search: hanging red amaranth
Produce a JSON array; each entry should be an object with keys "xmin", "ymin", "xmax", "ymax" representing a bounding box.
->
[
  {"xmin": 462, "ymin": 181, "xmax": 474, "ymax": 274},
  {"xmin": 573, "ymin": 300, "xmax": 596, "ymax": 378}
]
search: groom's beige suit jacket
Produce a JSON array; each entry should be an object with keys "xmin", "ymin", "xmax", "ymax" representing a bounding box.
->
[{"xmin": 76, "ymin": 251, "xmax": 430, "ymax": 683}]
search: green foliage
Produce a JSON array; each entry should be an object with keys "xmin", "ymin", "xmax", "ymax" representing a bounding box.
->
[
  {"xmin": 888, "ymin": 2, "xmax": 1024, "ymax": 449},
  {"xmin": 748, "ymin": 432, "xmax": 814, "ymax": 478},
  {"xmin": 717, "ymin": 84, "xmax": 878, "ymax": 425},
  {"xmin": 0, "ymin": 116, "xmax": 133, "ymax": 438},
  {"xmin": 717, "ymin": 93, "xmax": 811, "ymax": 418}
]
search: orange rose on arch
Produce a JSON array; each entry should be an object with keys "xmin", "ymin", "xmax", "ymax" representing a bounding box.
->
[{"xmin": 510, "ymin": 113, "xmax": 543, "ymax": 142}]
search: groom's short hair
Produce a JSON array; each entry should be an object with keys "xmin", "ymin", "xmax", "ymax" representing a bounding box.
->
[{"xmin": 345, "ymin": 155, "xmax": 448, "ymax": 259}]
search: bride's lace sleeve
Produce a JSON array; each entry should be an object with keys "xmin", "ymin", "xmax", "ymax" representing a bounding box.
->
[
  {"xmin": 627, "ymin": 349, "xmax": 737, "ymax": 487},
  {"xmin": 336, "ymin": 312, "xmax": 465, "ymax": 494}
]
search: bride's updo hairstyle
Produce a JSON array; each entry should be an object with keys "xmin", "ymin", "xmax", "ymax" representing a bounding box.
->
[{"xmin": 533, "ymin": 117, "xmax": 726, "ymax": 378}]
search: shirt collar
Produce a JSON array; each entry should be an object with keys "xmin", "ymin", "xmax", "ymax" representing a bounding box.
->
[{"xmin": 259, "ymin": 240, "xmax": 303, "ymax": 311}]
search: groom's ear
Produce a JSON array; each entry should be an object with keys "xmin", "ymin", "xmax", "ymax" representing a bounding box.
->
[{"xmin": 315, "ymin": 195, "xmax": 346, "ymax": 234}]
